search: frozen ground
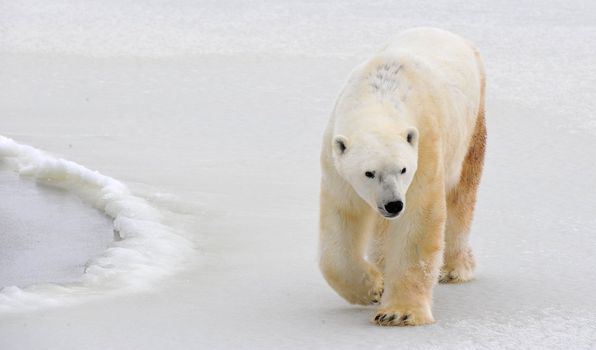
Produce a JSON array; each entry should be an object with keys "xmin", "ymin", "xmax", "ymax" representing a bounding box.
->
[
  {"xmin": 0, "ymin": 169, "xmax": 113, "ymax": 287},
  {"xmin": 1, "ymin": 0, "xmax": 596, "ymax": 349}
]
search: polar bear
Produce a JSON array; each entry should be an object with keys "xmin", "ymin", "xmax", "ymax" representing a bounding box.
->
[{"xmin": 319, "ymin": 28, "xmax": 486, "ymax": 326}]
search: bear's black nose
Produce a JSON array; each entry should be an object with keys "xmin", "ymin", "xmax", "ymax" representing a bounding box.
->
[{"xmin": 384, "ymin": 201, "xmax": 403, "ymax": 215}]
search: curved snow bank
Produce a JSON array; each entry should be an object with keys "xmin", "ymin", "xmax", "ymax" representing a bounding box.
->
[{"xmin": 0, "ymin": 136, "xmax": 194, "ymax": 312}]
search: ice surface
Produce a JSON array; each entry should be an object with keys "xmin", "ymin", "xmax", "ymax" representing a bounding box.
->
[
  {"xmin": 1, "ymin": 0, "xmax": 596, "ymax": 349},
  {"xmin": 0, "ymin": 168, "xmax": 113, "ymax": 287},
  {"xmin": 0, "ymin": 137, "xmax": 194, "ymax": 311}
]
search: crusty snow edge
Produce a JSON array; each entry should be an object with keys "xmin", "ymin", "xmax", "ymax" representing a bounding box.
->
[{"xmin": 0, "ymin": 136, "xmax": 194, "ymax": 312}]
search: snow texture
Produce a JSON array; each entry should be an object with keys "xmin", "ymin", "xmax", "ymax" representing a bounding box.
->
[
  {"xmin": 0, "ymin": 136, "xmax": 194, "ymax": 312},
  {"xmin": 1, "ymin": 0, "xmax": 596, "ymax": 349}
]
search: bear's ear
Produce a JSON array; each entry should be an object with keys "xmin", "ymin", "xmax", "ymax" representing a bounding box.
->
[
  {"xmin": 405, "ymin": 127, "xmax": 419, "ymax": 148},
  {"xmin": 333, "ymin": 135, "xmax": 349, "ymax": 156}
]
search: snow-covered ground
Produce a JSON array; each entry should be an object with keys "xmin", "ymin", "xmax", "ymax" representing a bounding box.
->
[{"xmin": 1, "ymin": 1, "xmax": 596, "ymax": 348}]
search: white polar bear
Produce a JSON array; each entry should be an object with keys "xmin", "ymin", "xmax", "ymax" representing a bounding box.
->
[{"xmin": 319, "ymin": 28, "xmax": 486, "ymax": 326}]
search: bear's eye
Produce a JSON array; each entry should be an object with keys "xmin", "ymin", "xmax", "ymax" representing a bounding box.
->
[
  {"xmin": 401, "ymin": 168, "xmax": 407, "ymax": 174},
  {"xmin": 365, "ymin": 171, "xmax": 375, "ymax": 179}
]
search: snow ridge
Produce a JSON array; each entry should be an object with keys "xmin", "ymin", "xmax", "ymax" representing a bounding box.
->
[{"xmin": 0, "ymin": 136, "xmax": 194, "ymax": 312}]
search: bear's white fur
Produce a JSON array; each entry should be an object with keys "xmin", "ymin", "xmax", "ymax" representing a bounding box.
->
[{"xmin": 319, "ymin": 27, "xmax": 486, "ymax": 326}]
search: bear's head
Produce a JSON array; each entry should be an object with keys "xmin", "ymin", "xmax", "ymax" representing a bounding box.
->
[{"xmin": 331, "ymin": 127, "xmax": 418, "ymax": 219}]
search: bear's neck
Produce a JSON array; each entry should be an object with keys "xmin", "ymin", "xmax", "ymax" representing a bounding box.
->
[{"xmin": 334, "ymin": 104, "xmax": 413, "ymax": 140}]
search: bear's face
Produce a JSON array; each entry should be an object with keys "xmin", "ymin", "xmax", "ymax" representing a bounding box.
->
[{"xmin": 332, "ymin": 128, "xmax": 418, "ymax": 219}]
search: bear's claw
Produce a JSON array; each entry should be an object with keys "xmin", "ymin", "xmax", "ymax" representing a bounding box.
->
[
  {"xmin": 373, "ymin": 312, "xmax": 412, "ymax": 326},
  {"xmin": 371, "ymin": 305, "xmax": 433, "ymax": 327}
]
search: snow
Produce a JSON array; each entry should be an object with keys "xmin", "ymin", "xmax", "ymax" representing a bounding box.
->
[
  {"xmin": 0, "ymin": 136, "xmax": 194, "ymax": 311},
  {"xmin": 1, "ymin": 0, "xmax": 596, "ymax": 349}
]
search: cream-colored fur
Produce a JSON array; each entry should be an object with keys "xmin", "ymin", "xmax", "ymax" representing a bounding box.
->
[{"xmin": 319, "ymin": 28, "xmax": 486, "ymax": 326}]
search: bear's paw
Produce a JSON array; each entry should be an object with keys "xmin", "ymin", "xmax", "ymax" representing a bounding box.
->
[
  {"xmin": 351, "ymin": 266, "xmax": 384, "ymax": 305},
  {"xmin": 371, "ymin": 305, "xmax": 434, "ymax": 327},
  {"xmin": 440, "ymin": 249, "xmax": 476, "ymax": 283}
]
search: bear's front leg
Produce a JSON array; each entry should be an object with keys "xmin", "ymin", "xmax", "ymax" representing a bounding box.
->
[
  {"xmin": 373, "ymin": 189, "xmax": 446, "ymax": 326},
  {"xmin": 319, "ymin": 192, "xmax": 384, "ymax": 305}
]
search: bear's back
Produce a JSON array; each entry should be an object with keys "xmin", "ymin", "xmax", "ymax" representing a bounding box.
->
[
  {"xmin": 383, "ymin": 27, "xmax": 482, "ymax": 98},
  {"xmin": 382, "ymin": 28, "xmax": 485, "ymax": 189}
]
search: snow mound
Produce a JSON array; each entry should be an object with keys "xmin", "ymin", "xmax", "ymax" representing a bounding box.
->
[{"xmin": 0, "ymin": 136, "xmax": 195, "ymax": 312}]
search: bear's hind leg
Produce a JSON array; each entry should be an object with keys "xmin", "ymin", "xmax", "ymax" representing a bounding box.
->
[{"xmin": 441, "ymin": 109, "xmax": 486, "ymax": 283}]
